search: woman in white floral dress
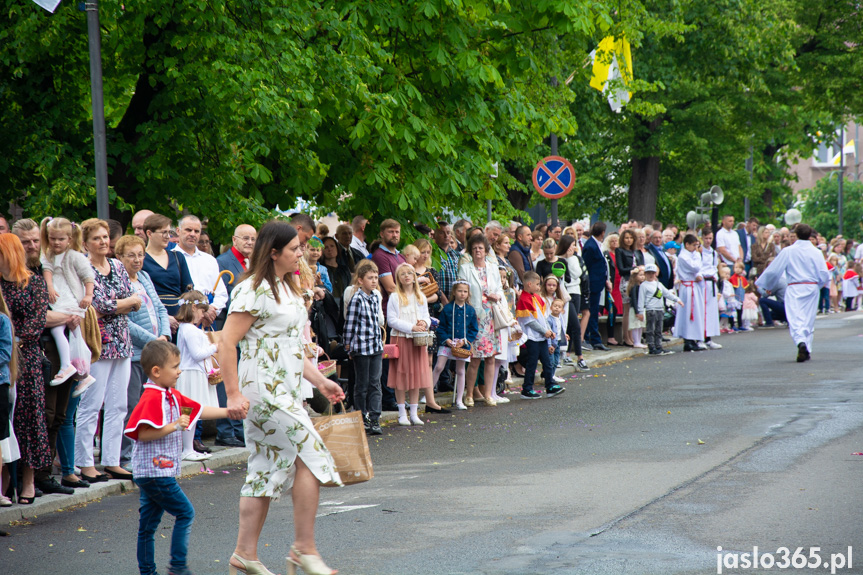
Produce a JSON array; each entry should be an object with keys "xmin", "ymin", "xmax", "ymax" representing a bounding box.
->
[{"xmin": 220, "ymin": 221, "xmax": 345, "ymax": 575}]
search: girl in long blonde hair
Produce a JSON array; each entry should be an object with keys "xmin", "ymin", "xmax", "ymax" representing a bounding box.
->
[
  {"xmin": 386, "ymin": 263, "xmax": 432, "ymax": 426},
  {"xmin": 0, "ymin": 288, "xmax": 18, "ymax": 507}
]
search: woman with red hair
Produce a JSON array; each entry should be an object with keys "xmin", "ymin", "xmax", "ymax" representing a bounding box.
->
[{"xmin": 0, "ymin": 233, "xmax": 50, "ymax": 504}]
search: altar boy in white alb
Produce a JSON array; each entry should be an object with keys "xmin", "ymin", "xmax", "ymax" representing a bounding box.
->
[
  {"xmin": 755, "ymin": 224, "xmax": 830, "ymax": 362},
  {"xmin": 673, "ymin": 234, "xmax": 706, "ymax": 352}
]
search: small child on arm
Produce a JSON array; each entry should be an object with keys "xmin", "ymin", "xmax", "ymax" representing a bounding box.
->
[{"xmin": 124, "ymin": 340, "xmax": 232, "ymax": 575}]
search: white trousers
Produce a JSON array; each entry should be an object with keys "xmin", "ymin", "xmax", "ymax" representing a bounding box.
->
[
  {"xmin": 785, "ymin": 284, "xmax": 819, "ymax": 351},
  {"xmin": 75, "ymin": 357, "xmax": 131, "ymax": 468}
]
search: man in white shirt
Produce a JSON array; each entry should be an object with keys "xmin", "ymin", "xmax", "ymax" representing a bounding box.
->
[
  {"xmin": 756, "ymin": 224, "xmax": 830, "ymax": 362},
  {"xmin": 172, "ymin": 215, "xmax": 228, "ymax": 328},
  {"xmin": 854, "ymin": 240, "xmax": 863, "ymax": 262},
  {"xmin": 715, "ymin": 215, "xmax": 743, "ymax": 266},
  {"xmin": 351, "ymin": 215, "xmax": 370, "ymax": 257}
]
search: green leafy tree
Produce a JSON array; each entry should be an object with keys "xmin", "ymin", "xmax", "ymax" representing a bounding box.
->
[
  {"xmin": 800, "ymin": 177, "xmax": 863, "ymax": 240},
  {"xmin": 0, "ymin": 0, "xmax": 622, "ymax": 241},
  {"xmin": 562, "ymin": 0, "xmax": 862, "ymax": 227}
]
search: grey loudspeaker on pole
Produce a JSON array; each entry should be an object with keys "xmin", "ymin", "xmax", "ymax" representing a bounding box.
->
[{"xmin": 85, "ymin": 1, "xmax": 110, "ymax": 220}]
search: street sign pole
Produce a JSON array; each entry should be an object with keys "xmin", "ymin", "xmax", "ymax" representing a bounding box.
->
[
  {"xmin": 549, "ymin": 76, "xmax": 559, "ymax": 229},
  {"xmin": 550, "ymin": 132, "xmax": 559, "ymax": 229},
  {"xmin": 85, "ymin": 1, "xmax": 110, "ymax": 220}
]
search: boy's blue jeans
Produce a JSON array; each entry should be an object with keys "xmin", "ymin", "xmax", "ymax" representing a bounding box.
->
[
  {"xmin": 135, "ymin": 477, "xmax": 195, "ymax": 575},
  {"xmin": 522, "ymin": 339, "xmax": 554, "ymax": 393},
  {"xmin": 551, "ymin": 342, "xmax": 561, "ymax": 376}
]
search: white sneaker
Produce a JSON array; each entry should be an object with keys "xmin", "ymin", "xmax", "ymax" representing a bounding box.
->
[
  {"xmin": 71, "ymin": 375, "xmax": 97, "ymax": 398},
  {"xmin": 696, "ymin": 341, "xmax": 708, "ymax": 350},
  {"xmin": 409, "ymin": 415, "xmax": 424, "ymax": 426},
  {"xmin": 182, "ymin": 451, "xmax": 211, "ymax": 461},
  {"xmin": 706, "ymin": 341, "xmax": 722, "ymax": 350},
  {"xmin": 553, "ymin": 375, "xmax": 566, "ymax": 383},
  {"xmin": 398, "ymin": 416, "xmax": 411, "ymax": 426}
]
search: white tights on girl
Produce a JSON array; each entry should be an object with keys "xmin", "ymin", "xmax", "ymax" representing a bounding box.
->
[
  {"xmin": 489, "ymin": 359, "xmax": 510, "ymax": 403},
  {"xmin": 432, "ymin": 356, "xmax": 467, "ymax": 409}
]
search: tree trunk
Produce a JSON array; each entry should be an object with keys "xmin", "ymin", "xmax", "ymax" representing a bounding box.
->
[
  {"xmin": 504, "ymin": 161, "xmax": 532, "ymax": 211},
  {"xmin": 760, "ymin": 144, "xmax": 781, "ymax": 214},
  {"xmin": 628, "ymin": 118, "xmax": 662, "ymax": 223},
  {"xmin": 628, "ymin": 155, "xmax": 660, "ymax": 223},
  {"xmin": 109, "ymin": 17, "xmax": 171, "ymax": 225}
]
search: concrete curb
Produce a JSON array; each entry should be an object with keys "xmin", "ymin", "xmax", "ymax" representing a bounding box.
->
[
  {"xmin": 2, "ymin": 337, "xmax": 681, "ymax": 525},
  {"xmin": 378, "ymin": 337, "xmax": 684, "ymax": 421},
  {"xmin": 1, "ymin": 447, "xmax": 250, "ymax": 525}
]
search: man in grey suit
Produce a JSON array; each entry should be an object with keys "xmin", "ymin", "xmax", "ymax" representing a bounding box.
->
[{"xmin": 213, "ymin": 224, "xmax": 256, "ymax": 447}]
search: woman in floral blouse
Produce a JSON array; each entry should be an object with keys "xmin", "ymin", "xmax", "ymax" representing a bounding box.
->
[
  {"xmin": 0, "ymin": 233, "xmax": 50, "ymax": 504},
  {"xmin": 220, "ymin": 221, "xmax": 345, "ymax": 575},
  {"xmin": 458, "ymin": 234, "xmax": 505, "ymax": 407},
  {"xmin": 74, "ymin": 219, "xmax": 141, "ymax": 483}
]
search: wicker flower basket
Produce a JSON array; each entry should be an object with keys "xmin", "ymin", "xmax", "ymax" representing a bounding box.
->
[
  {"xmin": 412, "ymin": 332, "xmax": 433, "ymax": 347},
  {"xmin": 207, "ymin": 356, "xmax": 223, "ymax": 385},
  {"xmin": 318, "ymin": 352, "xmax": 337, "ymax": 378},
  {"xmin": 450, "ymin": 343, "xmax": 472, "ymax": 359}
]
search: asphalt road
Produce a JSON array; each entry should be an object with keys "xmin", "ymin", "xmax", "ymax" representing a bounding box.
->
[{"xmin": 4, "ymin": 315, "xmax": 863, "ymax": 575}]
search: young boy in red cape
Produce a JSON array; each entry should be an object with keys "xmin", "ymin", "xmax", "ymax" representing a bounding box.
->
[
  {"xmin": 842, "ymin": 264, "xmax": 862, "ymax": 311},
  {"xmin": 515, "ymin": 271, "xmax": 564, "ymax": 400},
  {"xmin": 125, "ymin": 340, "xmax": 232, "ymax": 575}
]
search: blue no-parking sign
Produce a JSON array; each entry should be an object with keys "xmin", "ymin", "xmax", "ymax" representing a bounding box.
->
[{"xmin": 532, "ymin": 156, "xmax": 576, "ymax": 200}]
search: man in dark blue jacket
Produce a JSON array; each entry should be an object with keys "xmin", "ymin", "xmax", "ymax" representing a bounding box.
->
[
  {"xmin": 646, "ymin": 230, "xmax": 674, "ymax": 289},
  {"xmin": 582, "ymin": 222, "xmax": 611, "ymax": 350},
  {"xmin": 737, "ymin": 217, "xmax": 759, "ymax": 276}
]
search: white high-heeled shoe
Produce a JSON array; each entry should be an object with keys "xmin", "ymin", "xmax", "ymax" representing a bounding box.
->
[
  {"xmin": 229, "ymin": 553, "xmax": 276, "ymax": 575},
  {"xmin": 287, "ymin": 545, "xmax": 337, "ymax": 575}
]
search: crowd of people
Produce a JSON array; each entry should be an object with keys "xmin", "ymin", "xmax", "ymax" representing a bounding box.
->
[{"xmin": 0, "ymin": 208, "xmax": 848, "ymax": 575}]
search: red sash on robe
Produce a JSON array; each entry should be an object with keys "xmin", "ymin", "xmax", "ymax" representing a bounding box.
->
[{"xmin": 124, "ymin": 383, "xmax": 202, "ymax": 441}]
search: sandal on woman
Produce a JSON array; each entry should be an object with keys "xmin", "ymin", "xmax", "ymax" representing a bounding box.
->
[
  {"xmin": 229, "ymin": 553, "xmax": 276, "ymax": 575},
  {"xmin": 287, "ymin": 545, "xmax": 337, "ymax": 575}
]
